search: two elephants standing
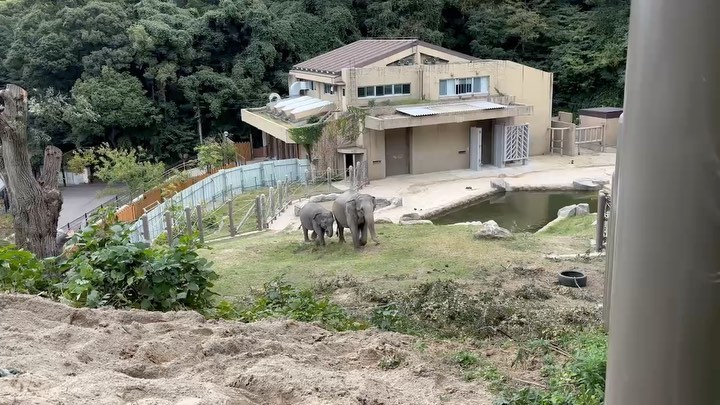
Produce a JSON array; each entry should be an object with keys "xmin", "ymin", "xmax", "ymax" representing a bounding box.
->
[{"xmin": 298, "ymin": 190, "xmax": 379, "ymax": 249}]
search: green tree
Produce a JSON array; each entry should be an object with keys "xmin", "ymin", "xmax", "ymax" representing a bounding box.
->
[
  {"xmin": 68, "ymin": 143, "xmax": 165, "ymax": 195},
  {"xmin": 195, "ymin": 138, "xmax": 236, "ymax": 169},
  {"xmin": 66, "ymin": 66, "xmax": 157, "ymax": 147}
]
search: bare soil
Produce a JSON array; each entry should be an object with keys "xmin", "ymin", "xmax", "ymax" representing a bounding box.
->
[{"xmin": 0, "ymin": 294, "xmax": 493, "ymax": 405}]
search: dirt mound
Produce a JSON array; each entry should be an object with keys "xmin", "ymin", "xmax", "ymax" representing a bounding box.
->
[{"xmin": 0, "ymin": 294, "xmax": 491, "ymax": 405}]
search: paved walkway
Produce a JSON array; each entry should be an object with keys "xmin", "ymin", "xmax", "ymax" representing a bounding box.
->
[
  {"xmin": 270, "ymin": 151, "xmax": 616, "ymax": 231},
  {"xmin": 58, "ymin": 183, "xmax": 120, "ymax": 228}
]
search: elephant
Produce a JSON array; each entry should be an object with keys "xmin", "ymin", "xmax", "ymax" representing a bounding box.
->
[
  {"xmin": 298, "ymin": 202, "xmax": 335, "ymax": 246},
  {"xmin": 332, "ymin": 191, "xmax": 379, "ymax": 249}
]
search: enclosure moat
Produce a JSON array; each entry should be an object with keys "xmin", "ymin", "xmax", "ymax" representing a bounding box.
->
[{"xmin": 430, "ymin": 191, "xmax": 599, "ymax": 232}]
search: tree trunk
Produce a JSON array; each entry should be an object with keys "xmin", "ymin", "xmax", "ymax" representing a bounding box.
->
[{"xmin": 0, "ymin": 84, "xmax": 63, "ymax": 258}]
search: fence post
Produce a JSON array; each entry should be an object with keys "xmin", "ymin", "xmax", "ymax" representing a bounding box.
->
[
  {"xmin": 268, "ymin": 187, "xmax": 275, "ymax": 220},
  {"xmin": 326, "ymin": 167, "xmax": 331, "ymax": 192},
  {"xmin": 196, "ymin": 205, "xmax": 204, "ymax": 244},
  {"xmin": 305, "ymin": 169, "xmax": 310, "ymax": 196},
  {"xmin": 184, "ymin": 207, "xmax": 193, "ymax": 237},
  {"xmin": 348, "ymin": 165, "xmax": 354, "ymax": 190},
  {"xmin": 596, "ymin": 191, "xmax": 607, "ymax": 252},
  {"xmin": 228, "ymin": 198, "xmax": 236, "ymax": 237},
  {"xmin": 141, "ymin": 214, "xmax": 150, "ymax": 242},
  {"xmin": 164, "ymin": 211, "xmax": 173, "ymax": 247},
  {"xmin": 255, "ymin": 195, "xmax": 264, "ymax": 230}
]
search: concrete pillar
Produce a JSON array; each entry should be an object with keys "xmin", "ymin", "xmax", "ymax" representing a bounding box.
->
[{"xmin": 605, "ymin": 0, "xmax": 720, "ymax": 403}]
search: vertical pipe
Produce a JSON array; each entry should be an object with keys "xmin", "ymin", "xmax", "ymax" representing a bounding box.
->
[
  {"xmin": 326, "ymin": 167, "xmax": 331, "ymax": 192},
  {"xmin": 196, "ymin": 205, "xmax": 204, "ymax": 244},
  {"xmin": 605, "ymin": 0, "xmax": 720, "ymax": 403}
]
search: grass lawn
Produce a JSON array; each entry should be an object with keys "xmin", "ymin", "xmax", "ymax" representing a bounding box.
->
[
  {"xmin": 203, "ymin": 214, "xmax": 606, "ymax": 401},
  {"xmin": 204, "ymin": 215, "xmax": 600, "ymax": 296}
]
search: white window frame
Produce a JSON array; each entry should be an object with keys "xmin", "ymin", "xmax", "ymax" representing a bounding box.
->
[
  {"xmin": 357, "ymin": 83, "xmax": 411, "ymax": 99},
  {"xmin": 439, "ymin": 76, "xmax": 489, "ymax": 97}
]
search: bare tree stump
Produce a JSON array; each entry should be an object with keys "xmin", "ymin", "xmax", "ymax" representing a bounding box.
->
[{"xmin": 0, "ymin": 84, "xmax": 63, "ymax": 258}]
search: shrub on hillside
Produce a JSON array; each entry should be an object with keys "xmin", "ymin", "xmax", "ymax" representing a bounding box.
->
[
  {"xmin": 495, "ymin": 331, "xmax": 607, "ymax": 405},
  {"xmin": 59, "ymin": 209, "xmax": 218, "ymax": 311},
  {"xmin": 215, "ymin": 277, "xmax": 367, "ymax": 332},
  {"xmin": 0, "ymin": 245, "xmax": 58, "ymax": 294}
]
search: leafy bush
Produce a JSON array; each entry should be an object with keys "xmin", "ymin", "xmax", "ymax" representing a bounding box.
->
[
  {"xmin": 222, "ymin": 277, "xmax": 367, "ymax": 332},
  {"xmin": 60, "ymin": 209, "xmax": 218, "ymax": 310},
  {"xmin": 495, "ymin": 331, "xmax": 607, "ymax": 405},
  {"xmin": 0, "ymin": 245, "xmax": 57, "ymax": 294}
]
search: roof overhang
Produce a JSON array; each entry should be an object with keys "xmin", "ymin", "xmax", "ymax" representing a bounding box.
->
[
  {"xmin": 365, "ymin": 103, "xmax": 534, "ymax": 131},
  {"xmin": 241, "ymin": 108, "xmax": 294, "ymax": 143},
  {"xmin": 337, "ymin": 147, "xmax": 367, "ymax": 154}
]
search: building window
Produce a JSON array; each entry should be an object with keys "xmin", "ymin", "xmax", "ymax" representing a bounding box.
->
[
  {"xmin": 342, "ymin": 88, "xmax": 345, "ymax": 96},
  {"xmin": 439, "ymin": 76, "xmax": 489, "ymax": 96},
  {"xmin": 357, "ymin": 83, "xmax": 411, "ymax": 98},
  {"xmin": 324, "ymin": 84, "xmax": 333, "ymax": 94}
]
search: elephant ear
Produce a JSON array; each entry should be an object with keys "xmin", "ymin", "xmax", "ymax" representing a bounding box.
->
[
  {"xmin": 345, "ymin": 198, "xmax": 357, "ymax": 216},
  {"xmin": 372, "ymin": 196, "xmax": 376, "ymax": 209}
]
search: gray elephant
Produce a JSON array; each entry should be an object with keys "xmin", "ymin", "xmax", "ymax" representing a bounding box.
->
[
  {"xmin": 332, "ymin": 191, "xmax": 379, "ymax": 249},
  {"xmin": 298, "ymin": 202, "xmax": 335, "ymax": 246}
]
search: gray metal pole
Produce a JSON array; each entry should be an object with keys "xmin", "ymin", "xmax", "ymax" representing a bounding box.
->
[
  {"xmin": 595, "ymin": 191, "xmax": 606, "ymax": 253},
  {"xmin": 605, "ymin": 0, "xmax": 720, "ymax": 403}
]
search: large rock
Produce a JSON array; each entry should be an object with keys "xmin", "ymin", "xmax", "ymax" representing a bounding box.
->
[
  {"xmin": 575, "ymin": 203, "xmax": 590, "ymax": 216},
  {"xmin": 309, "ymin": 193, "xmax": 339, "ymax": 203},
  {"xmin": 491, "ymin": 179, "xmax": 510, "ymax": 192},
  {"xmin": 375, "ymin": 217, "xmax": 393, "ymax": 224},
  {"xmin": 390, "ymin": 197, "xmax": 403, "ymax": 207},
  {"xmin": 400, "ymin": 219, "xmax": 434, "ymax": 226},
  {"xmin": 573, "ymin": 179, "xmax": 603, "ymax": 191},
  {"xmin": 400, "ymin": 213, "xmax": 421, "ymax": 222},
  {"xmin": 374, "ymin": 198, "xmax": 392, "ymax": 209},
  {"xmin": 449, "ymin": 221, "xmax": 484, "ymax": 227},
  {"xmin": 473, "ymin": 220, "xmax": 512, "ymax": 240},
  {"xmin": 557, "ymin": 205, "xmax": 577, "ymax": 219}
]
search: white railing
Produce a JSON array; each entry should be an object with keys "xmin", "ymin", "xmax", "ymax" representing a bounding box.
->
[{"xmin": 575, "ymin": 125, "xmax": 605, "ymax": 154}]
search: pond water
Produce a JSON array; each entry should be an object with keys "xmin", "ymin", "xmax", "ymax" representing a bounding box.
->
[{"xmin": 431, "ymin": 191, "xmax": 599, "ymax": 232}]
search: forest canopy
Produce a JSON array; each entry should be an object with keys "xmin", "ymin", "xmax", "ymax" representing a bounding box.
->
[{"xmin": 0, "ymin": 0, "xmax": 629, "ymax": 163}]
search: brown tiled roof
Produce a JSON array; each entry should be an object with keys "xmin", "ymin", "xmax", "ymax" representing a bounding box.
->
[{"xmin": 293, "ymin": 39, "xmax": 477, "ymax": 75}]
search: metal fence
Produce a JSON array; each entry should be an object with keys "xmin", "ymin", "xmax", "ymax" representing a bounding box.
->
[
  {"xmin": 130, "ymin": 158, "xmax": 371, "ymax": 244},
  {"xmin": 596, "ymin": 190, "xmax": 612, "ymax": 251}
]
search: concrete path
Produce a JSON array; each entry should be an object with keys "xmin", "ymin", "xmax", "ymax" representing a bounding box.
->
[
  {"xmin": 58, "ymin": 183, "xmax": 120, "ymax": 228},
  {"xmin": 269, "ymin": 151, "xmax": 616, "ymax": 231}
]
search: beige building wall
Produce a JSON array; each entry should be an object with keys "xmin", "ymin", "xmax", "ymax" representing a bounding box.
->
[
  {"xmin": 410, "ymin": 122, "xmax": 471, "ymax": 174},
  {"xmin": 342, "ymin": 66, "xmax": 422, "ymax": 108},
  {"xmin": 365, "ymin": 129, "xmax": 386, "ymax": 180},
  {"xmin": 579, "ymin": 115, "xmax": 620, "ymax": 147},
  {"xmin": 421, "ymin": 61, "xmax": 553, "ymax": 156}
]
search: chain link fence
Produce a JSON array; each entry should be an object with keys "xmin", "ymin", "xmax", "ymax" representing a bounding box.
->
[{"xmin": 131, "ymin": 159, "xmax": 370, "ymax": 245}]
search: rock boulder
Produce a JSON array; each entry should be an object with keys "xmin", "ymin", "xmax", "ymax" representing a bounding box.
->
[
  {"xmin": 491, "ymin": 179, "xmax": 510, "ymax": 192},
  {"xmin": 473, "ymin": 220, "xmax": 513, "ymax": 240},
  {"xmin": 575, "ymin": 203, "xmax": 590, "ymax": 216},
  {"xmin": 375, "ymin": 218, "xmax": 393, "ymax": 224},
  {"xmin": 400, "ymin": 219, "xmax": 434, "ymax": 226},
  {"xmin": 309, "ymin": 193, "xmax": 339, "ymax": 203},
  {"xmin": 557, "ymin": 205, "xmax": 577, "ymax": 219},
  {"xmin": 400, "ymin": 213, "xmax": 421, "ymax": 222}
]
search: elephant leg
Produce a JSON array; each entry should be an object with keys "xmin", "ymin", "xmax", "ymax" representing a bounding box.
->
[
  {"xmin": 303, "ymin": 227, "xmax": 310, "ymax": 242},
  {"xmin": 359, "ymin": 223, "xmax": 368, "ymax": 246},
  {"xmin": 337, "ymin": 220, "xmax": 345, "ymax": 243},
  {"xmin": 311, "ymin": 231, "xmax": 317, "ymax": 240},
  {"xmin": 349, "ymin": 223, "xmax": 361, "ymax": 249},
  {"xmin": 312, "ymin": 222, "xmax": 324, "ymax": 246},
  {"xmin": 368, "ymin": 221, "xmax": 380, "ymax": 245}
]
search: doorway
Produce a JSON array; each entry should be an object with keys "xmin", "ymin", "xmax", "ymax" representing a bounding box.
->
[
  {"xmin": 481, "ymin": 121, "xmax": 493, "ymax": 165},
  {"xmin": 385, "ymin": 128, "xmax": 410, "ymax": 176}
]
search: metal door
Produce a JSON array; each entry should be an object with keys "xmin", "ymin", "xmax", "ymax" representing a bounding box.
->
[{"xmin": 385, "ymin": 129, "xmax": 409, "ymax": 176}]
